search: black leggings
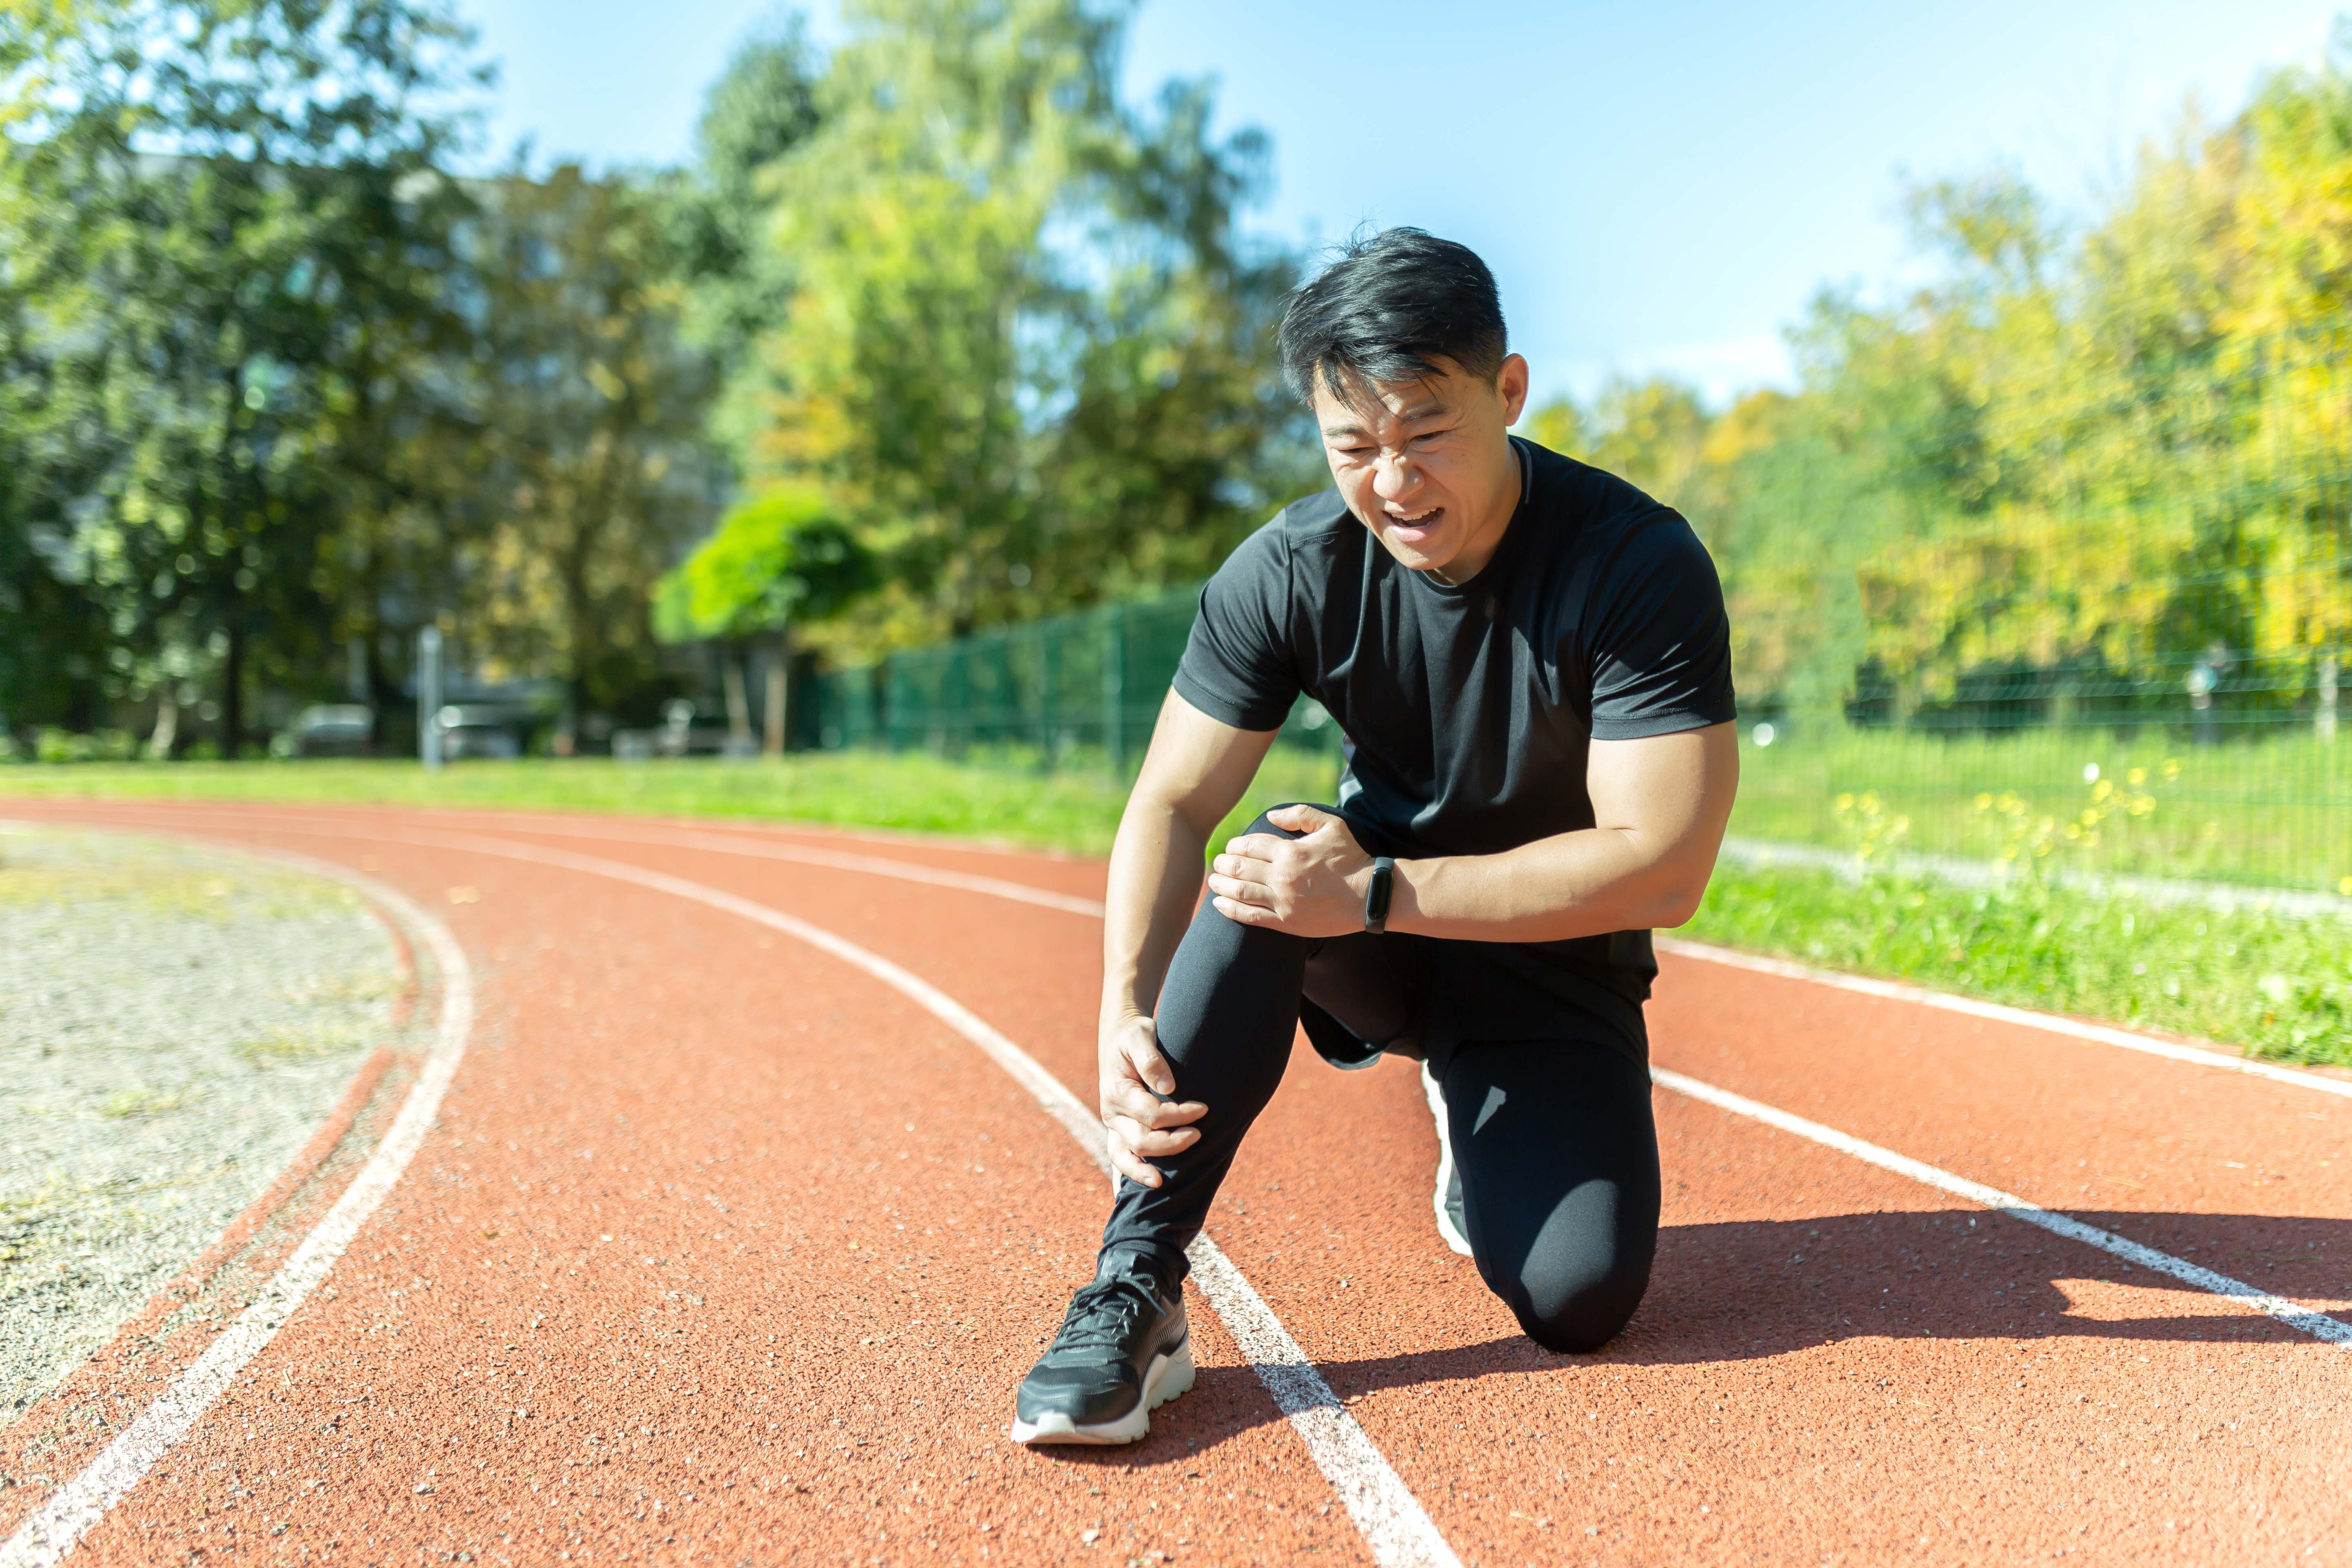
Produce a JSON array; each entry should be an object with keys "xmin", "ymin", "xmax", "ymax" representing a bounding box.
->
[{"xmin": 1099, "ymin": 813, "xmax": 1662, "ymax": 1353}]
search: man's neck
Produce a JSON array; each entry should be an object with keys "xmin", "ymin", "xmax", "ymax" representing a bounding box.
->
[{"xmin": 1426, "ymin": 439, "xmax": 1522, "ymax": 587}]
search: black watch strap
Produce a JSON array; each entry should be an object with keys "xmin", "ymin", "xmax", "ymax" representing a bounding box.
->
[{"xmin": 1363, "ymin": 856, "xmax": 1396, "ymax": 933}]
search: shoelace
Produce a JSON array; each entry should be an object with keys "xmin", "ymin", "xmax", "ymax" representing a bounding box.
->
[{"xmin": 1049, "ymin": 1273, "xmax": 1160, "ymax": 1356}]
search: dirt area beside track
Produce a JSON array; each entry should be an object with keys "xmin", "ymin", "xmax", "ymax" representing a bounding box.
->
[{"xmin": 0, "ymin": 824, "xmax": 406, "ymax": 1428}]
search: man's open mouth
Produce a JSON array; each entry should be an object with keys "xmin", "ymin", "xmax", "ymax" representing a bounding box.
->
[{"xmin": 1385, "ymin": 506, "xmax": 1443, "ymax": 531}]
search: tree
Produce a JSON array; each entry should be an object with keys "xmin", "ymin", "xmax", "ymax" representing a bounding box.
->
[
  {"xmin": 671, "ymin": 24, "xmax": 823, "ymax": 384},
  {"xmin": 653, "ymin": 484, "xmax": 876, "ymax": 751},
  {"xmin": 712, "ymin": 0, "xmax": 1308, "ymax": 659},
  {"xmin": 458, "ymin": 165, "xmax": 723, "ymax": 738},
  {"xmin": 0, "ymin": 0, "xmax": 485, "ymax": 755}
]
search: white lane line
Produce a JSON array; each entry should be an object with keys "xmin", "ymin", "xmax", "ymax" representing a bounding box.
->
[
  {"xmin": 1658, "ymin": 936, "xmax": 2352, "ymax": 1102},
  {"xmin": 1652, "ymin": 1066, "xmax": 2352, "ymax": 1349},
  {"xmin": 299, "ymin": 824, "xmax": 1462, "ymax": 1568},
  {"xmin": 0, "ymin": 846, "xmax": 474, "ymax": 1568},
  {"xmin": 96, "ymin": 804, "xmax": 1114, "ymax": 920},
  {"xmin": 506, "ymin": 818, "xmax": 1110, "ymax": 918}
]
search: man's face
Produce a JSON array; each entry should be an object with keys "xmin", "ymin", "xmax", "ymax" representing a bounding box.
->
[{"xmin": 1308, "ymin": 353, "xmax": 1530, "ymax": 581}]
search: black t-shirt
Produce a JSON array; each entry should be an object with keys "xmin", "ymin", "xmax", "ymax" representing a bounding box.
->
[{"xmin": 1172, "ymin": 437, "xmax": 1735, "ymax": 1049}]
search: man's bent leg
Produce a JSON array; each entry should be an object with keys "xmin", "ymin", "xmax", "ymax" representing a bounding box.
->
[
  {"xmin": 1444, "ymin": 1038, "xmax": 1661, "ymax": 1352},
  {"xmin": 1022, "ymin": 807, "xmax": 1421, "ymax": 1442},
  {"xmin": 1097, "ymin": 808, "xmax": 1421, "ymax": 1285},
  {"xmin": 1097, "ymin": 887, "xmax": 1307, "ymax": 1284}
]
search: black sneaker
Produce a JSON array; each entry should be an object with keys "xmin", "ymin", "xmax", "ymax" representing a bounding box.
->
[
  {"xmin": 1009, "ymin": 1267, "xmax": 1193, "ymax": 1445},
  {"xmin": 1423, "ymin": 1062, "xmax": 1471, "ymax": 1256}
]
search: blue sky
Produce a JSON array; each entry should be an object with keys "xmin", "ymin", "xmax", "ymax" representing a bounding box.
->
[{"xmin": 459, "ymin": 0, "xmax": 2341, "ymax": 406}]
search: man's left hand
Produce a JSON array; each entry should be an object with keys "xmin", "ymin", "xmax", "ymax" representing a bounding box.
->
[{"xmin": 1206, "ymin": 804, "xmax": 1375, "ymax": 936}]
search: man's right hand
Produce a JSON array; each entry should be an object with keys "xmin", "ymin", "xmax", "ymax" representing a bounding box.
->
[{"xmin": 1098, "ymin": 1010, "xmax": 1207, "ymax": 1188}]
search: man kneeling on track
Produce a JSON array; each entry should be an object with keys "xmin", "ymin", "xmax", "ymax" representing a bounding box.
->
[{"xmin": 1011, "ymin": 229, "xmax": 1741, "ymax": 1446}]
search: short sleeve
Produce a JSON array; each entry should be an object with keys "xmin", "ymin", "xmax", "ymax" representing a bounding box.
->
[
  {"xmin": 1171, "ymin": 518, "xmax": 1301, "ymax": 732},
  {"xmin": 1584, "ymin": 512, "xmax": 1737, "ymax": 740}
]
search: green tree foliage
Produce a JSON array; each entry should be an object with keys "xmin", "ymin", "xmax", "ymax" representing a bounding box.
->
[
  {"xmin": 670, "ymin": 24, "xmax": 823, "ymax": 381},
  {"xmin": 455, "ymin": 165, "xmax": 722, "ymax": 732},
  {"xmin": 654, "ymin": 486, "xmax": 876, "ymax": 643},
  {"xmin": 706, "ymin": 0, "xmax": 1312, "ymax": 659},
  {"xmin": 0, "ymin": 0, "xmax": 483, "ymax": 754}
]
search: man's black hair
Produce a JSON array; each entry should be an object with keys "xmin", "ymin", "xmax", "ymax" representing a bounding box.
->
[{"xmin": 1277, "ymin": 227, "xmax": 1508, "ymax": 407}]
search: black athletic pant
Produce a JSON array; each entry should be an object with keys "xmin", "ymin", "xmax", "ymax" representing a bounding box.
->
[{"xmin": 1099, "ymin": 811, "xmax": 1662, "ymax": 1353}]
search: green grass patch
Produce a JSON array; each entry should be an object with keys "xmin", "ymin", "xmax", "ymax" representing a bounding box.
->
[
  {"xmin": 97, "ymin": 1086, "xmax": 197, "ymax": 1120},
  {"xmin": 1733, "ymin": 725, "xmax": 2352, "ymax": 893},
  {"xmin": 1684, "ymin": 860, "xmax": 2352, "ymax": 1068}
]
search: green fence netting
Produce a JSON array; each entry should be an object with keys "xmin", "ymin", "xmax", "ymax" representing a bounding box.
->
[{"xmin": 811, "ymin": 586, "xmax": 1341, "ymax": 774}]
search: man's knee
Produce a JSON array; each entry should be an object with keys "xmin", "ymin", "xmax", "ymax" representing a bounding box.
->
[
  {"xmin": 1504, "ymin": 1253, "xmax": 1650, "ymax": 1353},
  {"xmin": 1239, "ymin": 803, "xmax": 1329, "ymax": 841},
  {"xmin": 1487, "ymin": 1180, "xmax": 1655, "ymax": 1354}
]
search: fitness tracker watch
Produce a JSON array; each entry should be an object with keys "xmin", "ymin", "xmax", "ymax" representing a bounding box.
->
[{"xmin": 1362, "ymin": 855, "xmax": 1396, "ymax": 933}]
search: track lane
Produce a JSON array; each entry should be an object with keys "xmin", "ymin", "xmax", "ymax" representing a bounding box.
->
[{"xmin": 11, "ymin": 801, "xmax": 2352, "ymax": 1566}]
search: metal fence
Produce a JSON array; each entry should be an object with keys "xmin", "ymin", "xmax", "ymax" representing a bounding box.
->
[
  {"xmin": 810, "ymin": 585, "xmax": 1341, "ymax": 773},
  {"xmin": 811, "ymin": 332, "xmax": 2352, "ymax": 894}
]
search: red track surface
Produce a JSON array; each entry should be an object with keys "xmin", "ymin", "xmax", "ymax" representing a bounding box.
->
[{"xmin": 2, "ymin": 800, "xmax": 2348, "ymax": 1567}]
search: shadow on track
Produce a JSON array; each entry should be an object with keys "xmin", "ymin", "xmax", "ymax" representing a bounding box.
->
[
  {"xmin": 1613, "ymin": 1207, "xmax": 2349, "ymax": 1364},
  {"xmin": 1033, "ymin": 1208, "xmax": 2349, "ymax": 1462}
]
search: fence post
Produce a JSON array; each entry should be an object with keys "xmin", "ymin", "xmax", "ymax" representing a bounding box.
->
[
  {"xmin": 1103, "ymin": 603, "xmax": 1126, "ymax": 779},
  {"xmin": 1038, "ymin": 622, "xmax": 1059, "ymax": 771},
  {"xmin": 2321, "ymin": 651, "xmax": 2340, "ymax": 744},
  {"xmin": 416, "ymin": 626, "xmax": 443, "ymax": 772}
]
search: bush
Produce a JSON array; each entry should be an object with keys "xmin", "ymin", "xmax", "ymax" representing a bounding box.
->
[{"xmin": 32, "ymin": 728, "xmax": 139, "ymax": 763}]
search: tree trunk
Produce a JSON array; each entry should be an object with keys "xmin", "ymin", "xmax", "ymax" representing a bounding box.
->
[
  {"xmin": 764, "ymin": 633, "xmax": 789, "ymax": 757},
  {"xmin": 723, "ymin": 650, "xmax": 752, "ymax": 749},
  {"xmin": 220, "ymin": 614, "xmax": 247, "ymax": 760},
  {"xmin": 148, "ymin": 692, "xmax": 178, "ymax": 762}
]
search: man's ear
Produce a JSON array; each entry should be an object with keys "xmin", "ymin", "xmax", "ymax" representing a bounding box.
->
[{"xmin": 1495, "ymin": 354, "xmax": 1530, "ymax": 427}]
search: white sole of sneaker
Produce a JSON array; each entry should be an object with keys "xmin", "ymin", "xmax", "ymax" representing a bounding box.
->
[
  {"xmin": 1007, "ymin": 1339, "xmax": 1196, "ymax": 1446},
  {"xmin": 1423, "ymin": 1063, "xmax": 1472, "ymax": 1257}
]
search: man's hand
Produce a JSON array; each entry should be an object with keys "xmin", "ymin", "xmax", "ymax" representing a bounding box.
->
[
  {"xmin": 1206, "ymin": 804, "xmax": 1373, "ymax": 936},
  {"xmin": 1099, "ymin": 1010, "xmax": 1207, "ymax": 1187}
]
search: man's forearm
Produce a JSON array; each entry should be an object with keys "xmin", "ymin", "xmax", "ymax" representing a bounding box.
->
[
  {"xmin": 1382, "ymin": 723, "xmax": 1737, "ymax": 942},
  {"xmin": 1100, "ymin": 796, "xmax": 1213, "ymax": 1026},
  {"xmin": 1387, "ymin": 826, "xmax": 1717, "ymax": 944}
]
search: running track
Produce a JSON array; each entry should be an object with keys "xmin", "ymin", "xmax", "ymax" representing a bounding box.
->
[{"xmin": 2, "ymin": 801, "xmax": 2348, "ymax": 1567}]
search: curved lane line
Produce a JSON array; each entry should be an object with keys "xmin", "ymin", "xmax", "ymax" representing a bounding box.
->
[
  {"xmin": 1659, "ymin": 936, "xmax": 2352, "ymax": 1102},
  {"xmin": 0, "ymin": 846, "xmax": 475, "ymax": 1568},
  {"xmin": 1653, "ymin": 1067, "xmax": 2352, "ymax": 1348},
  {"xmin": 278, "ymin": 824, "xmax": 1464, "ymax": 1568},
  {"xmin": 457, "ymin": 815, "xmax": 1111, "ymax": 919}
]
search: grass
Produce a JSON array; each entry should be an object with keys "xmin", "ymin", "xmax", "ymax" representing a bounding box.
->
[
  {"xmin": 0, "ymin": 747, "xmax": 1346, "ymax": 860},
  {"xmin": 7, "ymin": 744, "xmax": 2346, "ymax": 1068},
  {"xmin": 1685, "ymin": 861, "xmax": 2352, "ymax": 1069},
  {"xmin": 1733, "ymin": 724, "xmax": 2352, "ymax": 893}
]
